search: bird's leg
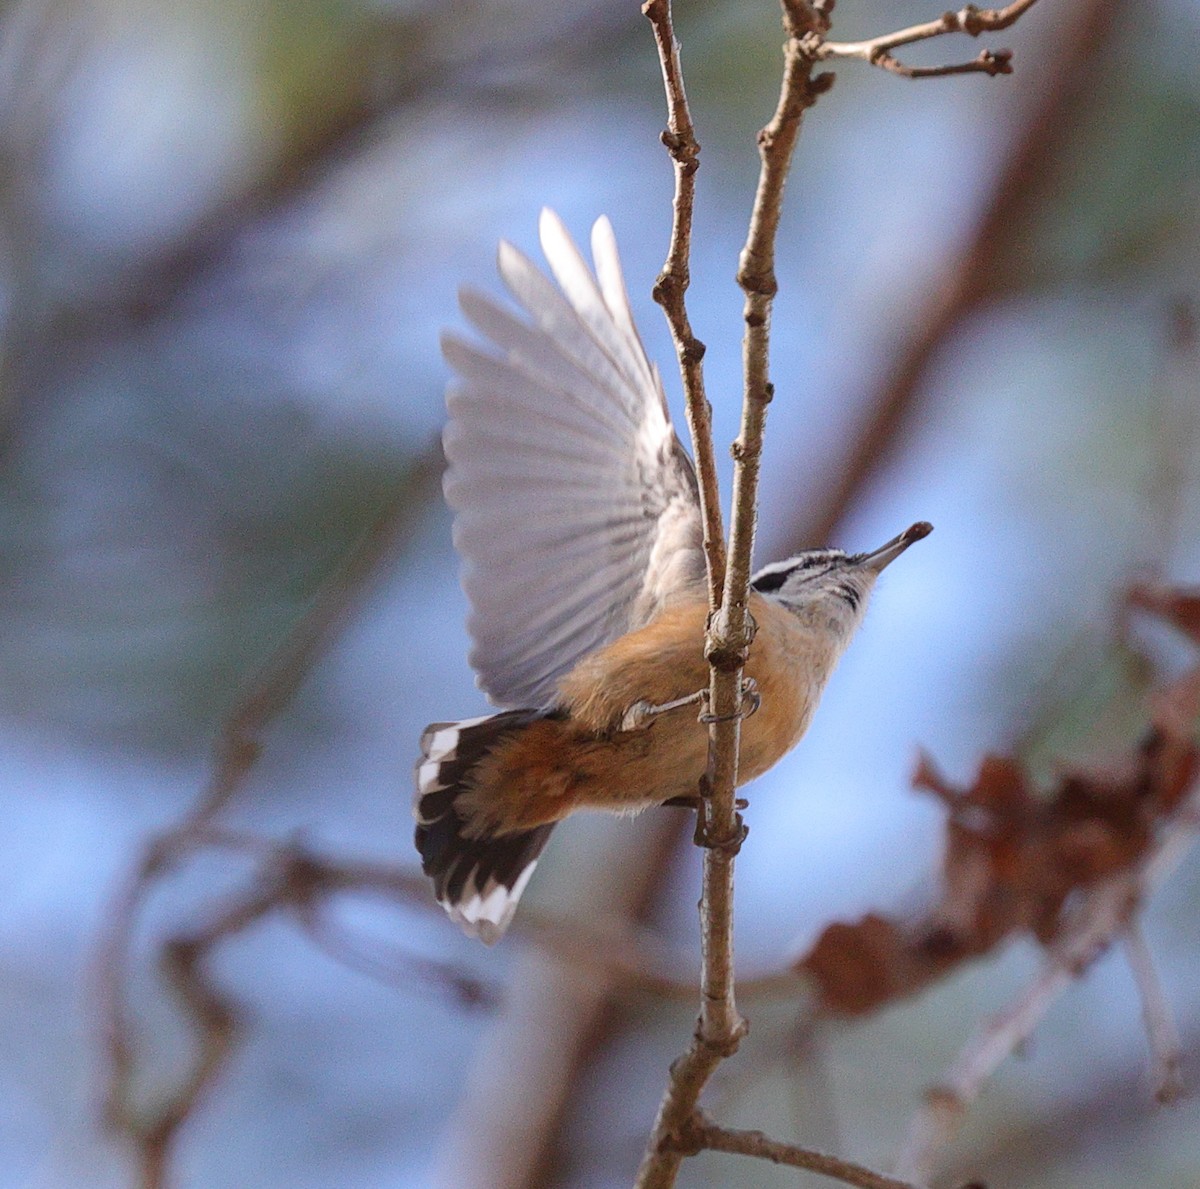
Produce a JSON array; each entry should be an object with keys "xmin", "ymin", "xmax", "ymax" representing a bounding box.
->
[
  {"xmin": 663, "ymin": 794, "xmax": 749, "ymax": 811},
  {"xmin": 622, "ymin": 677, "xmax": 761, "ymax": 733},
  {"xmin": 619, "ymin": 689, "xmax": 706, "ymax": 732}
]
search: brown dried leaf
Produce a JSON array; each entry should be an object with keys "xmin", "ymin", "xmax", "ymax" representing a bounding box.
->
[
  {"xmin": 801, "ymin": 915, "xmax": 909, "ymax": 1016},
  {"xmin": 912, "ymin": 750, "xmax": 959, "ymax": 805},
  {"xmin": 1052, "ymin": 819, "xmax": 1135, "ymax": 883},
  {"xmin": 914, "ymin": 751, "xmax": 1031, "ymax": 817},
  {"xmin": 1128, "ymin": 583, "xmax": 1200, "ymax": 645},
  {"xmin": 970, "ymin": 753, "xmax": 1031, "ymax": 815},
  {"xmin": 1150, "ymin": 670, "xmax": 1200, "ymax": 745}
]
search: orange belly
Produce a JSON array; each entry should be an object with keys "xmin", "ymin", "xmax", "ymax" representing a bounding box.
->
[{"xmin": 462, "ymin": 594, "xmax": 827, "ymax": 836}]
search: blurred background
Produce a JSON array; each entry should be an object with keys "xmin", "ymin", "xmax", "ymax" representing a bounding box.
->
[{"xmin": 1, "ymin": 0, "xmax": 1198, "ymax": 1185}]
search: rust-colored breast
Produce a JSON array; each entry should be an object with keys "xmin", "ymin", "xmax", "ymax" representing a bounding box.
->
[
  {"xmin": 741, "ymin": 594, "xmax": 823, "ymax": 780},
  {"xmin": 557, "ymin": 591, "xmax": 822, "ymax": 789},
  {"xmin": 467, "ymin": 593, "xmax": 827, "ymax": 835}
]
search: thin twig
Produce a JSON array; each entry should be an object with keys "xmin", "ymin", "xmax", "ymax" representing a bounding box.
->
[
  {"xmin": 692, "ymin": 1113, "xmax": 916, "ymax": 1189},
  {"xmin": 774, "ymin": 0, "xmax": 1121, "ymax": 558},
  {"xmin": 643, "ymin": 0, "xmax": 726, "ymax": 604},
  {"xmin": 818, "ymin": 0, "xmax": 1041, "ymax": 78},
  {"xmin": 1123, "ymin": 923, "xmax": 1185, "ymax": 1103},
  {"xmin": 298, "ymin": 907, "xmax": 499, "ymax": 1011},
  {"xmin": 895, "ymin": 780, "xmax": 1200, "ymax": 1185},
  {"xmin": 868, "ymin": 48, "xmax": 1013, "ymax": 80}
]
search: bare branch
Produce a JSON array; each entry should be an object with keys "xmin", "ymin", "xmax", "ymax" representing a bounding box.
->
[
  {"xmin": 691, "ymin": 1113, "xmax": 917, "ymax": 1189},
  {"xmin": 635, "ymin": 5, "xmax": 831, "ymax": 1185},
  {"xmin": 869, "ymin": 47, "xmax": 1013, "ymax": 80},
  {"xmin": 636, "ymin": 0, "xmax": 1050, "ymax": 1181},
  {"xmin": 643, "ymin": 0, "xmax": 726, "ymax": 605},
  {"xmin": 819, "ymin": 0, "xmax": 1042, "ymax": 78}
]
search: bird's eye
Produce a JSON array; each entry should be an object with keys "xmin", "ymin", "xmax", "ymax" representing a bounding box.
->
[{"xmin": 751, "ymin": 569, "xmax": 789, "ymax": 593}]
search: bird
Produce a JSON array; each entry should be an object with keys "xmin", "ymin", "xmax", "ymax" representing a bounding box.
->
[{"xmin": 415, "ymin": 209, "xmax": 930, "ymax": 943}]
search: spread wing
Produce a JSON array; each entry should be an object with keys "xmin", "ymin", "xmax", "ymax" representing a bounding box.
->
[{"xmin": 441, "ymin": 209, "xmax": 704, "ymax": 709}]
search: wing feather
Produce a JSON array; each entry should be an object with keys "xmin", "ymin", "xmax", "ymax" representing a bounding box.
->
[
  {"xmin": 537, "ymin": 210, "xmax": 658, "ymax": 402},
  {"xmin": 448, "ymin": 302, "xmax": 631, "ymax": 438},
  {"xmin": 590, "ymin": 218, "xmax": 640, "ymax": 342},
  {"xmin": 442, "ymin": 211, "xmax": 705, "ymax": 708},
  {"xmin": 497, "ymin": 244, "xmax": 638, "ymax": 417}
]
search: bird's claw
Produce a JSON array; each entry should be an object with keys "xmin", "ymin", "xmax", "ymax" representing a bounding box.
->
[{"xmin": 698, "ymin": 678, "xmax": 761, "ymax": 724}]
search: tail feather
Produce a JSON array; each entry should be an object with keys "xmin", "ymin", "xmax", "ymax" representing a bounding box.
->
[{"xmin": 414, "ymin": 709, "xmax": 555, "ymax": 944}]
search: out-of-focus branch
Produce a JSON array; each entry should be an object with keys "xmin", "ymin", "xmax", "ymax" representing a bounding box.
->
[
  {"xmin": 199, "ymin": 454, "xmax": 438, "ymax": 823},
  {"xmin": 689, "ymin": 1113, "xmax": 915, "ymax": 1189},
  {"xmin": 894, "ymin": 778, "xmax": 1200, "ymax": 1185},
  {"xmin": 96, "ymin": 454, "xmax": 437, "ymax": 1187},
  {"xmin": 433, "ymin": 819, "xmax": 687, "ymax": 1189},
  {"xmin": 298, "ymin": 907, "xmax": 499, "ymax": 1010},
  {"xmin": 1122, "ymin": 923, "xmax": 1185, "ymax": 1103},
  {"xmin": 139, "ymin": 862, "xmax": 303, "ymax": 1187}
]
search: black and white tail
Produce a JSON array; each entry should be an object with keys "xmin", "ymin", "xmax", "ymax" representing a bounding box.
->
[{"xmin": 414, "ymin": 710, "xmax": 554, "ymax": 944}]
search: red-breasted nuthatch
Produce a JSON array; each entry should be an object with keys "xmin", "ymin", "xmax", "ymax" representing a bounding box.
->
[{"xmin": 416, "ymin": 210, "xmax": 931, "ymax": 943}]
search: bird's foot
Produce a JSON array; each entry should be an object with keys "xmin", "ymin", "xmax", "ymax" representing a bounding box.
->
[{"xmin": 697, "ymin": 677, "xmax": 761, "ymax": 724}]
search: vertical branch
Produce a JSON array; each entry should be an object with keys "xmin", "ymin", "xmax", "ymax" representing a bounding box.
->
[
  {"xmin": 643, "ymin": 0, "xmax": 725, "ymax": 604},
  {"xmin": 1123, "ymin": 923, "xmax": 1185, "ymax": 1103},
  {"xmin": 639, "ymin": 0, "xmax": 1048, "ymax": 1184},
  {"xmin": 635, "ymin": 5, "xmax": 830, "ymax": 1187},
  {"xmin": 724, "ymin": 0, "xmax": 830, "ymax": 633}
]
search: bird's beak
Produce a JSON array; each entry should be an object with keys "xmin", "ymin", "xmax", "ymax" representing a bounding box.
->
[{"xmin": 855, "ymin": 521, "xmax": 933, "ymax": 573}]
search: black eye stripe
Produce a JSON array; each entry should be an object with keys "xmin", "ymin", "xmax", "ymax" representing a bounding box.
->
[
  {"xmin": 751, "ymin": 551, "xmax": 848, "ymax": 593},
  {"xmin": 752, "ymin": 569, "xmax": 789, "ymax": 593},
  {"xmin": 753, "ymin": 563, "xmax": 837, "ymax": 592}
]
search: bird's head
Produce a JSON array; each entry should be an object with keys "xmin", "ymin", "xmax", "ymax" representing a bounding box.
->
[{"xmin": 751, "ymin": 521, "xmax": 932, "ymax": 639}]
